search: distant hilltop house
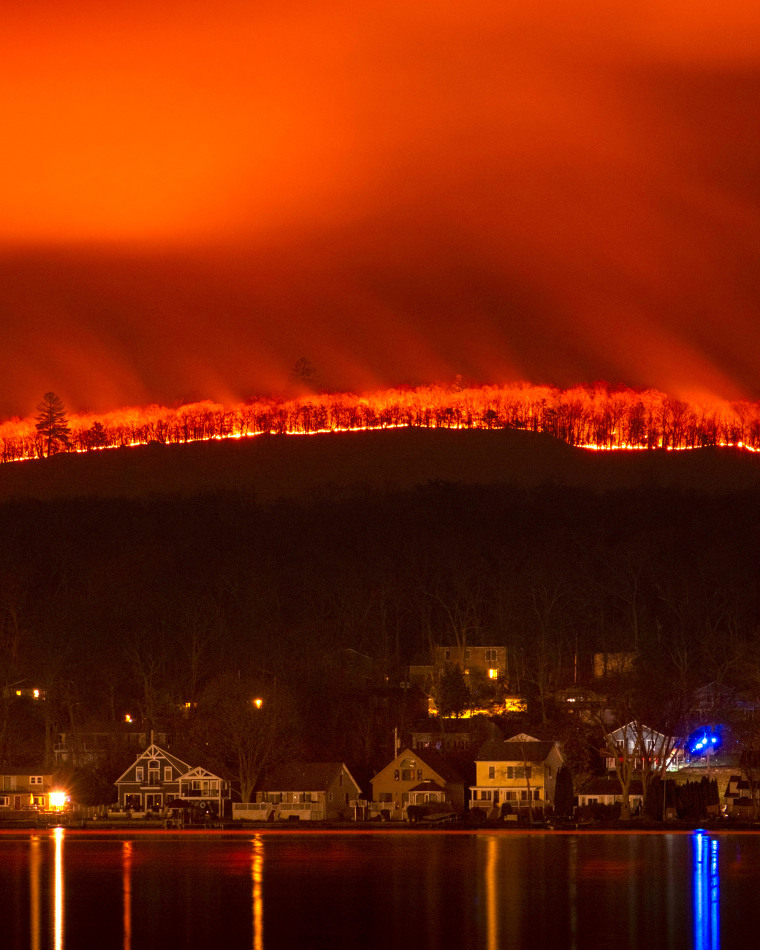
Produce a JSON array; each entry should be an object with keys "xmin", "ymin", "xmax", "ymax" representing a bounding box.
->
[
  {"xmin": 55, "ymin": 726, "xmax": 169, "ymax": 768},
  {"xmin": 2, "ymin": 682, "xmax": 46, "ymax": 702},
  {"xmin": 408, "ymin": 644, "xmax": 523, "ymax": 716},
  {"xmin": 470, "ymin": 734, "xmax": 564, "ymax": 814},
  {"xmin": 592, "ymin": 652, "xmax": 636, "ymax": 679},
  {"xmin": 409, "ymin": 645, "xmax": 507, "ymax": 687},
  {"xmin": 114, "ymin": 743, "xmax": 230, "ymax": 818}
]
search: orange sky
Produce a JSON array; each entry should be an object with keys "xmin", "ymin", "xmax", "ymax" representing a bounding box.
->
[{"xmin": 1, "ymin": 0, "xmax": 760, "ymax": 415}]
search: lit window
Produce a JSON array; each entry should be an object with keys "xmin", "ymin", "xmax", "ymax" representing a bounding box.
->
[{"xmin": 488, "ymin": 669, "xmax": 498, "ymax": 680}]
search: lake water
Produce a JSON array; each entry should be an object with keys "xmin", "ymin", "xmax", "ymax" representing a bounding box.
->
[{"xmin": 0, "ymin": 829, "xmax": 751, "ymax": 949}]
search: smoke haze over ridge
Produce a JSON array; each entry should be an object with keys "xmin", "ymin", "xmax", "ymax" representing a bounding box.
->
[{"xmin": 1, "ymin": 0, "xmax": 759, "ymax": 416}]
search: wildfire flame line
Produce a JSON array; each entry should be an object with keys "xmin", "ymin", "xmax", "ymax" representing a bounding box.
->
[{"xmin": 2, "ymin": 383, "xmax": 760, "ymax": 463}]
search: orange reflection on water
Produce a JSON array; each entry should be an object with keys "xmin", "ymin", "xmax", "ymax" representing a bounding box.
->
[
  {"xmin": 52, "ymin": 828, "xmax": 64, "ymax": 950},
  {"xmin": 484, "ymin": 836, "xmax": 498, "ymax": 950},
  {"xmin": 30, "ymin": 836, "xmax": 41, "ymax": 950},
  {"xmin": 252, "ymin": 835, "xmax": 264, "ymax": 950},
  {"xmin": 123, "ymin": 841, "xmax": 133, "ymax": 950}
]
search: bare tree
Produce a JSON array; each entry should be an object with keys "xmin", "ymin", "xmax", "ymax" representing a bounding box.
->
[{"xmin": 193, "ymin": 673, "xmax": 295, "ymax": 803}]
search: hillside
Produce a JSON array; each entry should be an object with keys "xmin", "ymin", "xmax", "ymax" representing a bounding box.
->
[{"xmin": 1, "ymin": 427, "xmax": 760, "ymax": 501}]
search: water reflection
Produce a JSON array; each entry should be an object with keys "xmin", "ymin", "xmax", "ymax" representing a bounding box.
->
[
  {"xmin": 52, "ymin": 827, "xmax": 64, "ymax": 950},
  {"xmin": 30, "ymin": 836, "xmax": 41, "ymax": 950},
  {"xmin": 693, "ymin": 832, "xmax": 720, "ymax": 950},
  {"xmin": 122, "ymin": 840, "xmax": 133, "ymax": 950},
  {"xmin": 484, "ymin": 836, "xmax": 498, "ymax": 950},
  {"xmin": 252, "ymin": 835, "xmax": 263, "ymax": 950},
  {"xmin": 9, "ymin": 830, "xmax": 733, "ymax": 950}
]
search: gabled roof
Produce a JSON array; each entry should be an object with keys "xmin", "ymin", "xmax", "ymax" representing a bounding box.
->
[
  {"xmin": 114, "ymin": 744, "xmax": 192, "ymax": 785},
  {"xmin": 257, "ymin": 762, "xmax": 360, "ymax": 794},
  {"xmin": 180, "ymin": 766, "xmax": 225, "ymax": 782},
  {"xmin": 371, "ymin": 748, "xmax": 463, "ymax": 785},
  {"xmin": 476, "ymin": 739, "xmax": 559, "ymax": 764}
]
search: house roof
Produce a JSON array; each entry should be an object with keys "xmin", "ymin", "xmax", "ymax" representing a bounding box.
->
[
  {"xmin": 580, "ymin": 777, "xmax": 644, "ymax": 796},
  {"xmin": 411, "ymin": 720, "xmax": 477, "ymax": 735},
  {"xmin": 257, "ymin": 762, "xmax": 359, "ymax": 793},
  {"xmin": 181, "ymin": 766, "xmax": 225, "ymax": 782},
  {"xmin": 372, "ymin": 748, "xmax": 463, "ymax": 785},
  {"xmin": 476, "ymin": 739, "xmax": 558, "ymax": 764},
  {"xmin": 114, "ymin": 744, "xmax": 192, "ymax": 785},
  {"xmin": 409, "ymin": 780, "xmax": 445, "ymax": 793},
  {"xmin": 0, "ymin": 767, "xmax": 54, "ymax": 776}
]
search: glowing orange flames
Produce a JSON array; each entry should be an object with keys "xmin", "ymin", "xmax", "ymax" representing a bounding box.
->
[{"xmin": 2, "ymin": 383, "xmax": 760, "ymax": 464}]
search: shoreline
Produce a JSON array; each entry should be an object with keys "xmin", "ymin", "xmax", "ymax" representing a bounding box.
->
[{"xmin": 0, "ymin": 824, "xmax": 756, "ymax": 837}]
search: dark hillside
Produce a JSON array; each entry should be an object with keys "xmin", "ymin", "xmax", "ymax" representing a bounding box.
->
[{"xmin": 1, "ymin": 427, "xmax": 760, "ymax": 501}]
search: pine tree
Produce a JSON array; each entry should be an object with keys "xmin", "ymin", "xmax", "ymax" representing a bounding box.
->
[{"xmin": 35, "ymin": 392, "xmax": 71, "ymax": 457}]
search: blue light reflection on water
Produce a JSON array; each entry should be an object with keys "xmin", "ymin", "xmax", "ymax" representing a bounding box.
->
[
  {"xmin": 2, "ymin": 829, "xmax": 753, "ymax": 950},
  {"xmin": 692, "ymin": 831, "xmax": 720, "ymax": 950}
]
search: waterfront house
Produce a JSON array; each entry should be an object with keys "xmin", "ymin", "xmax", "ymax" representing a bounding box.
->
[
  {"xmin": 245, "ymin": 762, "xmax": 362, "ymax": 822},
  {"xmin": 601, "ymin": 722, "xmax": 685, "ymax": 773},
  {"xmin": 724, "ymin": 774, "xmax": 760, "ymax": 818},
  {"xmin": 576, "ymin": 777, "xmax": 644, "ymax": 812},
  {"xmin": 0, "ymin": 767, "xmax": 61, "ymax": 812},
  {"xmin": 469, "ymin": 733, "xmax": 564, "ymax": 814},
  {"xmin": 371, "ymin": 748, "xmax": 464, "ymax": 818},
  {"xmin": 114, "ymin": 743, "xmax": 192, "ymax": 813},
  {"xmin": 114, "ymin": 744, "xmax": 230, "ymax": 818}
]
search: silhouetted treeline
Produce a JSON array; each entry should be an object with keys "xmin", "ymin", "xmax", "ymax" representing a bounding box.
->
[
  {"xmin": 3, "ymin": 383, "xmax": 760, "ymax": 461},
  {"xmin": 2, "ymin": 478, "xmax": 760, "ymax": 774}
]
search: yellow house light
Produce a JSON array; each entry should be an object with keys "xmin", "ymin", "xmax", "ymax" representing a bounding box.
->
[
  {"xmin": 488, "ymin": 669, "xmax": 498, "ymax": 679},
  {"xmin": 33, "ymin": 689, "xmax": 40, "ymax": 698},
  {"xmin": 253, "ymin": 698, "xmax": 263, "ymax": 709},
  {"xmin": 49, "ymin": 791, "xmax": 67, "ymax": 810},
  {"xmin": 124, "ymin": 714, "xmax": 132, "ymax": 723}
]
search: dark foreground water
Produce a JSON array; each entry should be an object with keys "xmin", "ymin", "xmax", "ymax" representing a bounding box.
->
[{"xmin": 0, "ymin": 829, "xmax": 748, "ymax": 950}]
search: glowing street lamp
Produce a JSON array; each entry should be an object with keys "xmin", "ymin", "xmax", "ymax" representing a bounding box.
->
[{"xmin": 253, "ymin": 698, "xmax": 263, "ymax": 709}]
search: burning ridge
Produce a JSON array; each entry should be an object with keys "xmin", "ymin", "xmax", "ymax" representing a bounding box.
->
[{"xmin": 2, "ymin": 383, "xmax": 760, "ymax": 464}]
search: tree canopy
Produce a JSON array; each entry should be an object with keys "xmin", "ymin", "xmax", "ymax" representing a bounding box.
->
[{"xmin": 35, "ymin": 392, "xmax": 70, "ymax": 457}]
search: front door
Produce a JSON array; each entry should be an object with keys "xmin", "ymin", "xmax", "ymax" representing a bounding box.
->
[
  {"xmin": 493, "ymin": 790, "xmax": 499, "ymax": 805},
  {"xmin": 145, "ymin": 793, "xmax": 163, "ymax": 811}
]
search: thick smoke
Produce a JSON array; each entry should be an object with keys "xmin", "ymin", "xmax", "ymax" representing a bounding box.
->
[{"xmin": 1, "ymin": 0, "xmax": 759, "ymax": 416}]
